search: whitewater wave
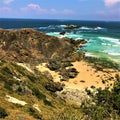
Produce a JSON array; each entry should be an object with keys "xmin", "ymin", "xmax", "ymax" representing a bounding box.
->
[
  {"xmin": 94, "ymin": 27, "xmax": 104, "ymax": 30},
  {"xmin": 108, "ymin": 52, "xmax": 120, "ymax": 56},
  {"xmin": 60, "ymin": 25, "xmax": 66, "ymax": 27},
  {"xmin": 101, "ymin": 43, "xmax": 119, "ymax": 47},
  {"xmin": 101, "ymin": 43, "xmax": 111, "ymax": 46},
  {"xmin": 38, "ymin": 27, "xmax": 48, "ymax": 29},
  {"xmin": 47, "ymin": 32, "xmax": 60, "ymax": 37},
  {"xmin": 79, "ymin": 26, "xmax": 105, "ymax": 31},
  {"xmin": 85, "ymin": 53, "xmax": 97, "ymax": 57},
  {"xmin": 80, "ymin": 26, "xmax": 93, "ymax": 30},
  {"xmin": 98, "ymin": 37, "xmax": 120, "ymax": 44}
]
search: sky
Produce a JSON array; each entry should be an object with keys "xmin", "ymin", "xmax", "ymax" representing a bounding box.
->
[{"xmin": 0, "ymin": 0, "xmax": 120, "ymax": 21}]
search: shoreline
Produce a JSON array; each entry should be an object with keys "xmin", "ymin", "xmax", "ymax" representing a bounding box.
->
[
  {"xmin": 36, "ymin": 57, "xmax": 120, "ymax": 105},
  {"xmin": 36, "ymin": 57, "xmax": 120, "ymax": 91}
]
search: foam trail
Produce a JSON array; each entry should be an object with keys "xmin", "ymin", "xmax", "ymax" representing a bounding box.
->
[{"xmin": 98, "ymin": 37, "xmax": 120, "ymax": 44}]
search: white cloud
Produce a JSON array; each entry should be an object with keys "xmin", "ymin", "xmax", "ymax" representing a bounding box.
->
[
  {"xmin": 104, "ymin": 0, "xmax": 120, "ymax": 7},
  {"xmin": 3, "ymin": 0, "xmax": 14, "ymax": 4},
  {"xmin": 96, "ymin": 8, "xmax": 120, "ymax": 21},
  {"xmin": 0, "ymin": 7, "xmax": 11, "ymax": 12},
  {"xmin": 25, "ymin": 3, "xmax": 48, "ymax": 13},
  {"xmin": 0, "ymin": 7, "xmax": 11, "ymax": 15},
  {"xmin": 61, "ymin": 9, "xmax": 74, "ymax": 14},
  {"xmin": 21, "ymin": 3, "xmax": 74, "ymax": 15}
]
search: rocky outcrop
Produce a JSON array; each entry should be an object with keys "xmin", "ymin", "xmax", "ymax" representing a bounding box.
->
[
  {"xmin": 0, "ymin": 28, "xmax": 86, "ymax": 64},
  {"xmin": 60, "ymin": 68, "xmax": 79, "ymax": 81},
  {"xmin": 45, "ymin": 81, "xmax": 64, "ymax": 92},
  {"xmin": 56, "ymin": 88, "xmax": 90, "ymax": 105},
  {"xmin": 59, "ymin": 31, "xmax": 66, "ymax": 35},
  {"xmin": 64, "ymin": 24, "xmax": 81, "ymax": 30}
]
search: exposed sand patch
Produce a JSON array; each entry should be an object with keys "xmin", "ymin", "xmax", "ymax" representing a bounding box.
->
[
  {"xmin": 33, "ymin": 104, "xmax": 41, "ymax": 112},
  {"xmin": 63, "ymin": 61, "xmax": 120, "ymax": 90},
  {"xmin": 36, "ymin": 63, "xmax": 62, "ymax": 82},
  {"xmin": 17, "ymin": 63, "xmax": 34, "ymax": 73},
  {"xmin": 5, "ymin": 95, "xmax": 27, "ymax": 106}
]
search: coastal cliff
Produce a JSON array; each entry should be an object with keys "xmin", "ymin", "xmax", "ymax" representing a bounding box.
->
[
  {"xmin": 0, "ymin": 28, "xmax": 120, "ymax": 120},
  {"xmin": 0, "ymin": 28, "xmax": 85, "ymax": 63}
]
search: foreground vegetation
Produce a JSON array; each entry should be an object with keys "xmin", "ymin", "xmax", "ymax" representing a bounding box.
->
[
  {"xmin": 85, "ymin": 56, "xmax": 120, "ymax": 70},
  {"xmin": 0, "ymin": 60, "xmax": 83, "ymax": 120},
  {"xmin": 81, "ymin": 74, "xmax": 120, "ymax": 120}
]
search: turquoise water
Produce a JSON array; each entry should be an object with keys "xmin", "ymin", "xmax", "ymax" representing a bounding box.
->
[
  {"xmin": 47, "ymin": 30, "xmax": 120, "ymax": 63},
  {"xmin": 0, "ymin": 19, "xmax": 120, "ymax": 63}
]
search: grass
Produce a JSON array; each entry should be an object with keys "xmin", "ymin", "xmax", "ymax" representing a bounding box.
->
[
  {"xmin": 84, "ymin": 56, "xmax": 120, "ymax": 70},
  {"xmin": 27, "ymin": 107, "xmax": 42, "ymax": 119},
  {"xmin": 0, "ymin": 60, "xmax": 84, "ymax": 120}
]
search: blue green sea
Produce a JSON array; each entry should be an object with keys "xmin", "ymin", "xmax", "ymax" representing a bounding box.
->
[{"xmin": 0, "ymin": 18, "xmax": 120, "ymax": 63}]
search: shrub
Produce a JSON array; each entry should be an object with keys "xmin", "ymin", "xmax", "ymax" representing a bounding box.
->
[
  {"xmin": 43, "ymin": 99, "xmax": 53, "ymax": 107},
  {"xmin": 27, "ymin": 75, "xmax": 37, "ymax": 82},
  {"xmin": 0, "ymin": 107, "xmax": 8, "ymax": 118},
  {"xmin": 28, "ymin": 107, "xmax": 42, "ymax": 119},
  {"xmin": 81, "ymin": 75, "xmax": 120, "ymax": 120},
  {"xmin": 2, "ymin": 66, "xmax": 13, "ymax": 75},
  {"xmin": 32, "ymin": 88, "xmax": 46, "ymax": 100}
]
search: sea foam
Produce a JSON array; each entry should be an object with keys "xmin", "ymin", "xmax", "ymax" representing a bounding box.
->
[{"xmin": 98, "ymin": 37, "xmax": 120, "ymax": 44}]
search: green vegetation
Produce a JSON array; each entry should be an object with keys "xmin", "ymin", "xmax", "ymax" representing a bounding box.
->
[
  {"xmin": 81, "ymin": 74, "xmax": 120, "ymax": 120},
  {"xmin": 32, "ymin": 87, "xmax": 46, "ymax": 100},
  {"xmin": 50, "ymin": 108, "xmax": 83, "ymax": 120},
  {"xmin": 85, "ymin": 56, "xmax": 120, "ymax": 70},
  {"xmin": 0, "ymin": 59, "xmax": 120, "ymax": 120},
  {"xmin": 0, "ymin": 60, "xmax": 83, "ymax": 120},
  {"xmin": 27, "ymin": 107, "xmax": 42, "ymax": 119},
  {"xmin": 0, "ymin": 107, "xmax": 8, "ymax": 118}
]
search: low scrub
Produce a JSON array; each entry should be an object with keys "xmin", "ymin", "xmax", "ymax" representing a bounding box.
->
[
  {"xmin": 81, "ymin": 74, "xmax": 120, "ymax": 120},
  {"xmin": 0, "ymin": 107, "xmax": 8, "ymax": 118}
]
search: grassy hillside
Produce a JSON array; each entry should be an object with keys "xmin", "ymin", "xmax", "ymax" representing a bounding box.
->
[{"xmin": 0, "ymin": 60, "xmax": 83, "ymax": 120}]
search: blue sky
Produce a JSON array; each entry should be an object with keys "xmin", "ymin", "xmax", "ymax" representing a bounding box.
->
[{"xmin": 0, "ymin": 0, "xmax": 120, "ymax": 21}]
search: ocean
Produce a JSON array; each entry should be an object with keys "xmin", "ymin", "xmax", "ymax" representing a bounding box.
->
[{"xmin": 0, "ymin": 18, "xmax": 120, "ymax": 63}]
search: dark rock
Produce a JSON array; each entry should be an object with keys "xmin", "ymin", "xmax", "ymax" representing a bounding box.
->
[
  {"xmin": 68, "ymin": 53, "xmax": 85, "ymax": 62},
  {"xmin": 47, "ymin": 60, "xmax": 61, "ymax": 71},
  {"xmin": 67, "ymin": 68, "xmax": 79, "ymax": 78},
  {"xmin": 45, "ymin": 82, "xmax": 64, "ymax": 92},
  {"xmin": 61, "ymin": 61, "xmax": 73, "ymax": 68},
  {"xmin": 12, "ymin": 81, "xmax": 32, "ymax": 95},
  {"xmin": 59, "ymin": 31, "xmax": 66, "ymax": 35},
  {"xmin": 64, "ymin": 25, "xmax": 81, "ymax": 30},
  {"xmin": 60, "ymin": 68, "xmax": 78, "ymax": 80}
]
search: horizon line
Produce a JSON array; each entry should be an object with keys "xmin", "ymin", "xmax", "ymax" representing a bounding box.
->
[{"xmin": 0, "ymin": 17, "xmax": 120, "ymax": 22}]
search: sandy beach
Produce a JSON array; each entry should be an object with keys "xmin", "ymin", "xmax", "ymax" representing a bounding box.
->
[
  {"xmin": 36, "ymin": 60, "xmax": 120, "ymax": 91},
  {"xmin": 63, "ymin": 61, "xmax": 120, "ymax": 90},
  {"xmin": 36, "ymin": 63, "xmax": 62, "ymax": 82}
]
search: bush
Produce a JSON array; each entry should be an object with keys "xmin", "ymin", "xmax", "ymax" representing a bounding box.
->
[
  {"xmin": 81, "ymin": 75, "xmax": 120, "ymax": 120},
  {"xmin": 2, "ymin": 67, "xmax": 13, "ymax": 75},
  {"xmin": 28, "ymin": 107, "xmax": 42, "ymax": 119},
  {"xmin": 27, "ymin": 75, "xmax": 37, "ymax": 82},
  {"xmin": 43, "ymin": 99, "xmax": 53, "ymax": 107},
  {"xmin": 32, "ymin": 87, "xmax": 46, "ymax": 100},
  {"xmin": 0, "ymin": 107, "xmax": 8, "ymax": 118}
]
